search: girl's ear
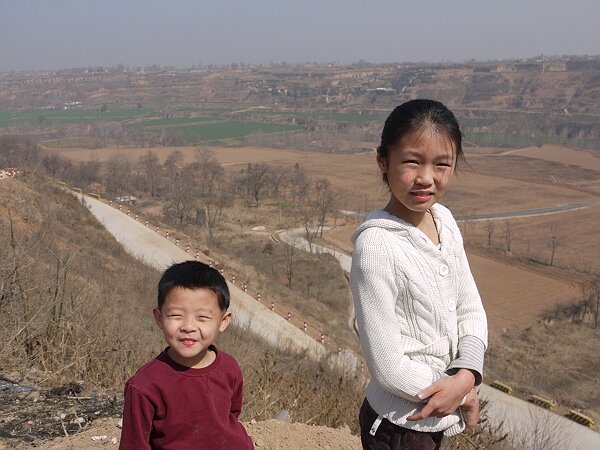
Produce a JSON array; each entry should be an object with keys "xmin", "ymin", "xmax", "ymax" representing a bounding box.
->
[{"xmin": 376, "ymin": 150, "xmax": 387, "ymax": 173}]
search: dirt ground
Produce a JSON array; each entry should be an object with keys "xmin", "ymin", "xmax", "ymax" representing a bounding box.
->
[
  {"xmin": 30, "ymin": 142, "xmax": 598, "ymax": 447},
  {"xmin": 55, "ymin": 142, "xmax": 600, "ymax": 331},
  {"xmin": 1, "ymin": 418, "xmax": 361, "ymax": 450},
  {"xmin": 54, "ymin": 143, "xmax": 600, "ymax": 214}
]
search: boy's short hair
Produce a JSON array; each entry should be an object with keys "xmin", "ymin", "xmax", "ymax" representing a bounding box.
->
[{"xmin": 157, "ymin": 260, "xmax": 230, "ymax": 311}]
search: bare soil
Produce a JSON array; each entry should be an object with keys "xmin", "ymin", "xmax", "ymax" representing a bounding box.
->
[
  {"xmin": 27, "ymin": 142, "xmax": 600, "ymax": 446},
  {"xmin": 1, "ymin": 418, "xmax": 361, "ymax": 450}
]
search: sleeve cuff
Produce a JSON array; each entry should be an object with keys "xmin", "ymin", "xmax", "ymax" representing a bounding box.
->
[{"xmin": 446, "ymin": 335, "xmax": 486, "ymax": 386}]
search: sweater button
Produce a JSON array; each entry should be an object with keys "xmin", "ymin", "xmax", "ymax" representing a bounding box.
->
[
  {"xmin": 448, "ymin": 300, "xmax": 456, "ymax": 311},
  {"xmin": 439, "ymin": 264, "xmax": 449, "ymax": 277}
]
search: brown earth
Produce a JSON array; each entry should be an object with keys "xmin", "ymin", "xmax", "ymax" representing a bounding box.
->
[
  {"xmin": 1, "ymin": 418, "xmax": 361, "ymax": 450},
  {"xmin": 55, "ymin": 143, "xmax": 600, "ymax": 332},
  {"xmin": 26, "ymin": 142, "xmax": 599, "ymax": 447}
]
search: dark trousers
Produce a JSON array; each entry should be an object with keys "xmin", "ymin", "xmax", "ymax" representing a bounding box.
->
[{"xmin": 359, "ymin": 399, "xmax": 443, "ymax": 450}]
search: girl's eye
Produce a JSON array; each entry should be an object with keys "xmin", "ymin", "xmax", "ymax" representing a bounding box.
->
[
  {"xmin": 437, "ymin": 163, "xmax": 452, "ymax": 168},
  {"xmin": 168, "ymin": 314, "xmax": 182, "ymax": 318}
]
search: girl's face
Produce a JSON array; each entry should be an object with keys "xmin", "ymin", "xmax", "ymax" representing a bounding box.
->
[{"xmin": 377, "ymin": 129, "xmax": 456, "ymax": 223}]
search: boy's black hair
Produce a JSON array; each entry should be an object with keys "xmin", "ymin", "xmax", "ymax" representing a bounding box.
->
[{"xmin": 157, "ymin": 260, "xmax": 230, "ymax": 311}]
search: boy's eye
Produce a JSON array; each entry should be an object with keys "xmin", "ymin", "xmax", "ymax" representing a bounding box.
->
[
  {"xmin": 167, "ymin": 314, "xmax": 182, "ymax": 318},
  {"xmin": 404, "ymin": 160, "xmax": 419, "ymax": 165}
]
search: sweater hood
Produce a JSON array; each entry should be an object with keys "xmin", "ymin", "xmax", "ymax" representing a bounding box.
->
[{"xmin": 351, "ymin": 209, "xmax": 413, "ymax": 244}]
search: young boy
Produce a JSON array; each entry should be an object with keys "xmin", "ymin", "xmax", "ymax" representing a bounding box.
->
[{"xmin": 119, "ymin": 260, "xmax": 254, "ymax": 450}]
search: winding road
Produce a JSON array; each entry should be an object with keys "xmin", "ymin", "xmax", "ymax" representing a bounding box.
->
[
  {"xmin": 80, "ymin": 193, "xmax": 599, "ymax": 450},
  {"xmin": 274, "ymin": 223, "xmax": 600, "ymax": 450}
]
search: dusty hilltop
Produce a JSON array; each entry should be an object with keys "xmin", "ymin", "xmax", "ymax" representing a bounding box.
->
[{"xmin": 2, "ymin": 417, "xmax": 362, "ymax": 450}]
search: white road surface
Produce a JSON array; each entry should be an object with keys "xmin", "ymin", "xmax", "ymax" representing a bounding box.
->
[
  {"xmin": 81, "ymin": 194, "xmax": 599, "ymax": 450},
  {"xmin": 78, "ymin": 194, "xmax": 360, "ymax": 373},
  {"xmin": 274, "ymin": 228, "xmax": 600, "ymax": 450}
]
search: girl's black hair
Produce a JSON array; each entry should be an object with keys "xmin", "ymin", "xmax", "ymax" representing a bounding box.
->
[
  {"xmin": 378, "ymin": 99, "xmax": 464, "ymax": 184},
  {"xmin": 157, "ymin": 260, "xmax": 230, "ymax": 311}
]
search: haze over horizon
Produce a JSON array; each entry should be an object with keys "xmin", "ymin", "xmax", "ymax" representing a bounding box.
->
[{"xmin": 1, "ymin": 0, "xmax": 599, "ymax": 72}]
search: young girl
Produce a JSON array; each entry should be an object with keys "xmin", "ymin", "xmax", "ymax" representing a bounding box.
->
[{"xmin": 350, "ymin": 99, "xmax": 488, "ymax": 450}]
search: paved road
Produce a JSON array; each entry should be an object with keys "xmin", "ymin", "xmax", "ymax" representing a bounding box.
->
[
  {"xmin": 274, "ymin": 228, "xmax": 600, "ymax": 450},
  {"xmin": 455, "ymin": 201, "xmax": 600, "ymax": 222},
  {"xmin": 341, "ymin": 201, "xmax": 600, "ymax": 223},
  {"xmin": 77, "ymin": 194, "xmax": 361, "ymax": 374},
  {"xmin": 80, "ymin": 194, "xmax": 599, "ymax": 449}
]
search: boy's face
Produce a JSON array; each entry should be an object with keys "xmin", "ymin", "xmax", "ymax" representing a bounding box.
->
[{"xmin": 153, "ymin": 287, "xmax": 231, "ymax": 369}]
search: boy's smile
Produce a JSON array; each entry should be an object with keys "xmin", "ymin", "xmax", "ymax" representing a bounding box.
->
[{"xmin": 153, "ymin": 287, "xmax": 231, "ymax": 368}]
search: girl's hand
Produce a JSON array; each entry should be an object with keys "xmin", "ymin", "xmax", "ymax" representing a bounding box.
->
[
  {"xmin": 460, "ymin": 388, "xmax": 480, "ymax": 432},
  {"xmin": 406, "ymin": 369, "xmax": 475, "ymax": 421}
]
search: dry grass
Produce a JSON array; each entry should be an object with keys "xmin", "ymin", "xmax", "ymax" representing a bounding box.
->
[
  {"xmin": 0, "ymin": 174, "xmax": 366, "ymax": 440},
  {"xmin": 485, "ymin": 305, "xmax": 600, "ymax": 427},
  {"xmin": 208, "ymin": 231, "xmax": 358, "ymax": 350}
]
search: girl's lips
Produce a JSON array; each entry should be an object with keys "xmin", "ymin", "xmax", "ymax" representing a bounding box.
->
[{"xmin": 411, "ymin": 191, "xmax": 433, "ymax": 201}]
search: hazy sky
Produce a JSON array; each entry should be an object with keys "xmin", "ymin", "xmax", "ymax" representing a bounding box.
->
[{"xmin": 1, "ymin": 0, "xmax": 598, "ymax": 71}]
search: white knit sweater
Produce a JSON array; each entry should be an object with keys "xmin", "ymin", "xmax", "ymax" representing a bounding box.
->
[{"xmin": 350, "ymin": 204, "xmax": 488, "ymax": 436}]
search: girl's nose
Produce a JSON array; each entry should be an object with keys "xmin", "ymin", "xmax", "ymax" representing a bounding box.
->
[{"xmin": 415, "ymin": 165, "xmax": 434, "ymax": 185}]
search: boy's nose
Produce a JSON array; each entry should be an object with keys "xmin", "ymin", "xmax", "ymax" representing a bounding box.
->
[{"xmin": 180, "ymin": 318, "xmax": 197, "ymax": 331}]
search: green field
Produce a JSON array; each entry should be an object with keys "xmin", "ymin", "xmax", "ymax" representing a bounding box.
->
[
  {"xmin": 139, "ymin": 117, "xmax": 220, "ymax": 127},
  {"xmin": 155, "ymin": 121, "xmax": 300, "ymax": 142},
  {"xmin": 0, "ymin": 108, "xmax": 155, "ymax": 127},
  {"xmin": 245, "ymin": 109, "xmax": 383, "ymax": 123},
  {"xmin": 464, "ymin": 131, "xmax": 600, "ymax": 149},
  {"xmin": 0, "ymin": 107, "xmax": 302, "ymax": 144}
]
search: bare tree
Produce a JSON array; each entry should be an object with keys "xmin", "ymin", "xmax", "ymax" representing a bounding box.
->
[
  {"xmin": 163, "ymin": 150, "xmax": 184, "ymax": 178},
  {"xmin": 104, "ymin": 154, "xmax": 132, "ymax": 200},
  {"xmin": 193, "ymin": 147, "xmax": 224, "ymax": 198},
  {"xmin": 42, "ymin": 153, "xmax": 71, "ymax": 178},
  {"xmin": 137, "ymin": 151, "xmax": 162, "ymax": 197},
  {"xmin": 313, "ymin": 178, "xmax": 340, "ymax": 238},
  {"xmin": 283, "ymin": 242, "xmax": 297, "ymax": 288},
  {"xmin": 247, "ymin": 163, "xmax": 270, "ymax": 207},
  {"xmin": 163, "ymin": 165, "xmax": 197, "ymax": 229},
  {"xmin": 71, "ymin": 160, "xmax": 101, "ymax": 188},
  {"xmin": 204, "ymin": 189, "xmax": 232, "ymax": 245},
  {"xmin": 547, "ymin": 224, "xmax": 560, "ymax": 266},
  {"xmin": 582, "ymin": 277, "xmax": 600, "ymax": 328},
  {"xmin": 502, "ymin": 220, "xmax": 512, "ymax": 253},
  {"xmin": 299, "ymin": 204, "xmax": 319, "ymax": 253},
  {"xmin": 485, "ymin": 221, "xmax": 495, "ymax": 246},
  {"xmin": 290, "ymin": 163, "xmax": 309, "ymax": 204},
  {"xmin": 268, "ymin": 166, "xmax": 292, "ymax": 201}
]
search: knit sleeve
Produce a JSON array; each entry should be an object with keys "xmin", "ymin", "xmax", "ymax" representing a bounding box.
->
[
  {"xmin": 454, "ymin": 229, "xmax": 489, "ymax": 348},
  {"xmin": 119, "ymin": 382, "xmax": 153, "ymax": 450},
  {"xmin": 351, "ymin": 228, "xmax": 443, "ymax": 402},
  {"xmin": 446, "ymin": 335, "xmax": 485, "ymax": 385}
]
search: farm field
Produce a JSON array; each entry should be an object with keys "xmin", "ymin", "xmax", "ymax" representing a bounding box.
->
[
  {"xmin": 56, "ymin": 143, "xmax": 599, "ymax": 213},
  {"xmin": 505, "ymin": 144, "xmax": 600, "ymax": 171},
  {"xmin": 54, "ymin": 143, "xmax": 600, "ymax": 334}
]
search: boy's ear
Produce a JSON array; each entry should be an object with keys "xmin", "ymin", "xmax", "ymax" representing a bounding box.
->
[
  {"xmin": 219, "ymin": 311, "xmax": 232, "ymax": 332},
  {"xmin": 152, "ymin": 307, "xmax": 164, "ymax": 329}
]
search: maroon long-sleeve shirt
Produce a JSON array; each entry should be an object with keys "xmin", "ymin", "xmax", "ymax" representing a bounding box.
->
[{"xmin": 119, "ymin": 346, "xmax": 254, "ymax": 450}]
